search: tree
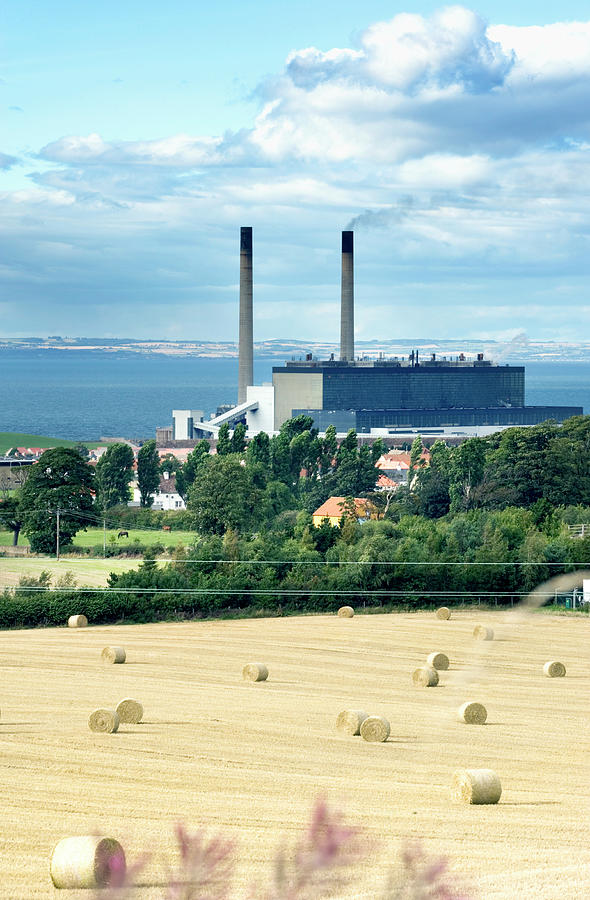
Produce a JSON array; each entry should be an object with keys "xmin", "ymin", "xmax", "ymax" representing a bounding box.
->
[
  {"xmin": 216, "ymin": 423, "xmax": 231, "ymax": 456},
  {"xmin": 320, "ymin": 425, "xmax": 338, "ymax": 472},
  {"xmin": 414, "ymin": 440, "xmax": 450, "ymax": 518},
  {"xmin": 449, "ymin": 438, "xmax": 486, "ymax": 512},
  {"xmin": 159, "ymin": 453, "xmax": 182, "ymax": 477},
  {"xmin": 19, "ymin": 448, "xmax": 94, "ymax": 553},
  {"xmin": 73, "ymin": 442, "xmax": 90, "ymax": 460},
  {"xmin": 371, "ymin": 437, "xmax": 387, "ymax": 464},
  {"xmin": 188, "ymin": 455, "xmax": 262, "ymax": 534},
  {"xmin": 176, "ymin": 441, "xmax": 210, "ymax": 500},
  {"xmin": 409, "ymin": 435, "xmax": 425, "ymax": 485},
  {"xmin": 230, "ymin": 422, "xmax": 247, "ymax": 454},
  {"xmin": 246, "ymin": 432, "xmax": 270, "ymax": 470},
  {"xmin": 0, "ymin": 497, "xmax": 23, "ymax": 545},
  {"xmin": 137, "ymin": 440, "xmax": 160, "ymax": 508},
  {"xmin": 95, "ymin": 443, "xmax": 135, "ymax": 510}
]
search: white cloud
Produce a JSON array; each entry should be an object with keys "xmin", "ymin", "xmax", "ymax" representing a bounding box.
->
[
  {"xmin": 489, "ymin": 21, "xmax": 590, "ymax": 82},
  {"xmin": 2, "ymin": 6, "xmax": 590, "ymax": 340}
]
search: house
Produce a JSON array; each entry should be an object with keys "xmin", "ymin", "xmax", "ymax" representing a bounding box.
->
[
  {"xmin": 312, "ymin": 496, "xmax": 378, "ymax": 527},
  {"xmin": 375, "ymin": 449, "xmax": 430, "ymax": 486},
  {"xmin": 131, "ymin": 472, "xmax": 186, "ymax": 510}
]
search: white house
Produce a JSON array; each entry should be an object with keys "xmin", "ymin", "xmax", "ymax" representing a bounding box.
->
[{"xmin": 131, "ymin": 472, "xmax": 186, "ymax": 510}]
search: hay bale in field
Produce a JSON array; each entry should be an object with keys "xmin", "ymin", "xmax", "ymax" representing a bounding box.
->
[
  {"xmin": 412, "ymin": 665, "xmax": 439, "ymax": 687},
  {"xmin": 67, "ymin": 615, "xmax": 87, "ymax": 628},
  {"xmin": 242, "ymin": 662, "xmax": 269, "ymax": 682},
  {"xmin": 451, "ymin": 768, "xmax": 502, "ymax": 804},
  {"xmin": 50, "ymin": 835, "xmax": 126, "ymax": 889},
  {"xmin": 457, "ymin": 701, "xmax": 487, "ymax": 724},
  {"xmin": 116, "ymin": 698, "xmax": 143, "ymax": 724},
  {"xmin": 426, "ymin": 651, "xmax": 449, "ymax": 671},
  {"xmin": 88, "ymin": 709, "xmax": 120, "ymax": 734},
  {"xmin": 436, "ymin": 606, "xmax": 451, "ymax": 620},
  {"xmin": 543, "ymin": 660, "xmax": 566, "ymax": 678},
  {"xmin": 337, "ymin": 606, "xmax": 354, "ymax": 618},
  {"xmin": 473, "ymin": 625, "xmax": 494, "ymax": 641},
  {"xmin": 336, "ymin": 709, "xmax": 369, "ymax": 736},
  {"xmin": 360, "ymin": 715, "xmax": 390, "ymax": 743},
  {"xmin": 101, "ymin": 646, "xmax": 126, "ymax": 664}
]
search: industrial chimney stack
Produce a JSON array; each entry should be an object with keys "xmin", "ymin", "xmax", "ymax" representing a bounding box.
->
[
  {"xmin": 340, "ymin": 230, "xmax": 354, "ymax": 361},
  {"xmin": 238, "ymin": 226, "xmax": 253, "ymax": 404}
]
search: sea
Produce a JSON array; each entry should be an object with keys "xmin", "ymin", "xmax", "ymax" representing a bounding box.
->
[{"xmin": 0, "ymin": 351, "xmax": 589, "ymax": 442}]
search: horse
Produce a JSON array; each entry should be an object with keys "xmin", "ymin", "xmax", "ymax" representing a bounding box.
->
[{"xmin": 117, "ymin": 530, "xmax": 129, "ymax": 539}]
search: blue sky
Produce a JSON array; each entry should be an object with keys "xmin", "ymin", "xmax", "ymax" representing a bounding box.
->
[{"xmin": 1, "ymin": 1, "xmax": 589, "ymax": 342}]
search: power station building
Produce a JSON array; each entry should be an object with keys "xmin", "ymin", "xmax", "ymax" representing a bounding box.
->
[{"xmin": 171, "ymin": 228, "xmax": 583, "ymax": 440}]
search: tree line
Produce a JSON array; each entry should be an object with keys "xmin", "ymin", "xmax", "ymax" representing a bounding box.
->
[{"xmin": 2, "ymin": 414, "xmax": 590, "ymax": 565}]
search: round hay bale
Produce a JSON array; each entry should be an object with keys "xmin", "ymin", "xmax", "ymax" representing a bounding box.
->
[
  {"xmin": 412, "ymin": 665, "xmax": 439, "ymax": 687},
  {"xmin": 457, "ymin": 701, "xmax": 487, "ymax": 725},
  {"xmin": 50, "ymin": 835, "xmax": 126, "ymax": 889},
  {"xmin": 88, "ymin": 709, "xmax": 120, "ymax": 734},
  {"xmin": 426, "ymin": 651, "xmax": 449, "ymax": 671},
  {"xmin": 67, "ymin": 615, "xmax": 87, "ymax": 628},
  {"xmin": 336, "ymin": 709, "xmax": 369, "ymax": 736},
  {"xmin": 473, "ymin": 625, "xmax": 494, "ymax": 641},
  {"xmin": 543, "ymin": 660, "xmax": 566, "ymax": 678},
  {"xmin": 101, "ymin": 646, "xmax": 126, "ymax": 664},
  {"xmin": 337, "ymin": 606, "xmax": 354, "ymax": 618},
  {"xmin": 436, "ymin": 606, "xmax": 451, "ymax": 620},
  {"xmin": 451, "ymin": 768, "xmax": 502, "ymax": 805},
  {"xmin": 116, "ymin": 698, "xmax": 143, "ymax": 724},
  {"xmin": 242, "ymin": 662, "xmax": 268, "ymax": 682},
  {"xmin": 360, "ymin": 715, "xmax": 390, "ymax": 743}
]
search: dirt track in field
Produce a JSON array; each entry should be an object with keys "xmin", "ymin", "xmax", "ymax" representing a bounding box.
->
[{"xmin": 1, "ymin": 610, "xmax": 589, "ymax": 898}]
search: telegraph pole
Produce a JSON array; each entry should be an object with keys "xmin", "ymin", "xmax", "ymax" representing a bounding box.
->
[
  {"xmin": 103, "ymin": 517, "xmax": 106, "ymax": 558},
  {"xmin": 56, "ymin": 508, "xmax": 60, "ymax": 561}
]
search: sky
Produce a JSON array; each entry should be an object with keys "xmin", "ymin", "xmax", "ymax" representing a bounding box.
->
[{"xmin": 1, "ymin": 1, "xmax": 589, "ymax": 343}]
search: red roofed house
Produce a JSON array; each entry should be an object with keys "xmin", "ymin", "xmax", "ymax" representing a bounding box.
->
[
  {"xmin": 312, "ymin": 496, "xmax": 378, "ymax": 528},
  {"xmin": 375, "ymin": 449, "xmax": 430, "ymax": 486}
]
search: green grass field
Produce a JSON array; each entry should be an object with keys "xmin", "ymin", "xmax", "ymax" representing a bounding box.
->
[
  {"xmin": 0, "ymin": 526, "xmax": 197, "ymax": 550},
  {"xmin": 0, "ymin": 555, "xmax": 147, "ymax": 587},
  {"xmin": 0, "ymin": 432, "xmax": 105, "ymax": 455},
  {"xmin": 73, "ymin": 526, "xmax": 197, "ymax": 548}
]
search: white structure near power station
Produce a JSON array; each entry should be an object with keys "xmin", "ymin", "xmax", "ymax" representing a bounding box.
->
[{"xmin": 173, "ymin": 384, "xmax": 274, "ymax": 440}]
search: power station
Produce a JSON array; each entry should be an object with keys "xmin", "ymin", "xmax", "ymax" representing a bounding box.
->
[{"xmin": 171, "ymin": 228, "xmax": 582, "ymax": 440}]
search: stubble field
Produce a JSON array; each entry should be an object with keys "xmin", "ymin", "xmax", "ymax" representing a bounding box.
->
[{"xmin": 1, "ymin": 609, "xmax": 589, "ymax": 898}]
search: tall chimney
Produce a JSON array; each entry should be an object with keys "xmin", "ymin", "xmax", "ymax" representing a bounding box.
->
[
  {"xmin": 340, "ymin": 230, "xmax": 354, "ymax": 361},
  {"xmin": 238, "ymin": 226, "xmax": 253, "ymax": 404}
]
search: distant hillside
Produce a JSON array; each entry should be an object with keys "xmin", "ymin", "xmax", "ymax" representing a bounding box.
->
[
  {"xmin": 0, "ymin": 433, "xmax": 104, "ymax": 455},
  {"xmin": 1, "ymin": 336, "xmax": 589, "ymax": 361}
]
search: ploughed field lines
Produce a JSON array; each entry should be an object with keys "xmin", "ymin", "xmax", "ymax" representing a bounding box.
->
[{"xmin": 0, "ymin": 611, "xmax": 588, "ymax": 897}]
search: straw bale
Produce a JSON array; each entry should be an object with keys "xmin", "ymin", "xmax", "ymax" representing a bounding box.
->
[
  {"xmin": 101, "ymin": 646, "xmax": 126, "ymax": 664},
  {"xmin": 88, "ymin": 708, "xmax": 120, "ymax": 734},
  {"xmin": 67, "ymin": 615, "xmax": 87, "ymax": 628},
  {"xmin": 473, "ymin": 625, "xmax": 494, "ymax": 641},
  {"xmin": 336, "ymin": 709, "xmax": 369, "ymax": 736},
  {"xmin": 337, "ymin": 606, "xmax": 354, "ymax": 618},
  {"xmin": 412, "ymin": 665, "xmax": 439, "ymax": 687},
  {"xmin": 436, "ymin": 607, "xmax": 451, "ymax": 620},
  {"xmin": 50, "ymin": 835, "xmax": 126, "ymax": 889},
  {"xmin": 457, "ymin": 701, "xmax": 488, "ymax": 724},
  {"xmin": 543, "ymin": 660, "xmax": 566, "ymax": 678},
  {"xmin": 451, "ymin": 768, "xmax": 502, "ymax": 804},
  {"xmin": 360, "ymin": 715, "xmax": 390, "ymax": 743},
  {"xmin": 242, "ymin": 662, "xmax": 268, "ymax": 682},
  {"xmin": 426, "ymin": 651, "xmax": 449, "ymax": 671},
  {"xmin": 116, "ymin": 698, "xmax": 143, "ymax": 724}
]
